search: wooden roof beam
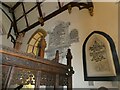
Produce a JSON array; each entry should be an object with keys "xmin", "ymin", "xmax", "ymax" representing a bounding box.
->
[
  {"xmin": 36, "ymin": 2, "xmax": 44, "ymax": 26},
  {"xmin": 19, "ymin": 2, "xmax": 93, "ymax": 33},
  {"xmin": 1, "ymin": 2, "xmax": 11, "ymax": 9},
  {"xmin": 11, "ymin": 2, "xmax": 22, "ymax": 10}
]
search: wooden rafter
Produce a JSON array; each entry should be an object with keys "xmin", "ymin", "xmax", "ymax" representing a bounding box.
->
[
  {"xmin": 11, "ymin": 2, "xmax": 22, "ymax": 10},
  {"xmin": 2, "ymin": 1, "xmax": 94, "ymax": 35},
  {"xmin": 16, "ymin": 5, "xmax": 37, "ymax": 22},
  {"xmin": 37, "ymin": 2, "xmax": 43, "ymax": 17},
  {"xmin": 1, "ymin": 8, "xmax": 13, "ymax": 22},
  {"xmin": 11, "ymin": 11, "xmax": 19, "ymax": 35},
  {"xmin": 21, "ymin": 2, "xmax": 29, "ymax": 27},
  {"xmin": 2, "ymin": 2, "xmax": 20, "ymax": 35},
  {"xmin": 19, "ymin": 2, "xmax": 93, "ymax": 33},
  {"xmin": 2, "ymin": 2, "xmax": 11, "ymax": 9},
  {"xmin": 36, "ymin": 1, "xmax": 44, "ymax": 26}
]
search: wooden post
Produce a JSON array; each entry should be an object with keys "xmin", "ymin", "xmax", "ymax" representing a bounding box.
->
[
  {"xmin": 66, "ymin": 49, "xmax": 72, "ymax": 67},
  {"xmin": 3, "ymin": 66, "xmax": 14, "ymax": 90},
  {"xmin": 52, "ymin": 50, "xmax": 59, "ymax": 63},
  {"xmin": 34, "ymin": 71, "xmax": 41, "ymax": 90},
  {"xmin": 38, "ymin": 36, "xmax": 46, "ymax": 59},
  {"xmin": 14, "ymin": 33, "xmax": 25, "ymax": 51},
  {"xmin": 66, "ymin": 49, "xmax": 73, "ymax": 90},
  {"xmin": 54, "ymin": 74, "xmax": 59, "ymax": 90}
]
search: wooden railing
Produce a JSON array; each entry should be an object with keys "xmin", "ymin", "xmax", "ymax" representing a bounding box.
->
[{"xmin": 0, "ymin": 45, "xmax": 74, "ymax": 90}]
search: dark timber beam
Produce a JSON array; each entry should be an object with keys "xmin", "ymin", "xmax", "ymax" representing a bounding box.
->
[
  {"xmin": 11, "ymin": 11, "xmax": 19, "ymax": 35},
  {"xmin": 36, "ymin": 2, "xmax": 43, "ymax": 17},
  {"xmin": 19, "ymin": 2, "xmax": 93, "ymax": 33},
  {"xmin": 11, "ymin": 2, "xmax": 22, "ymax": 10},
  {"xmin": 16, "ymin": 5, "xmax": 37, "ymax": 22},
  {"xmin": 2, "ymin": 2, "xmax": 11, "ymax": 9},
  {"xmin": 21, "ymin": 2, "xmax": 29, "ymax": 27},
  {"xmin": 36, "ymin": 1, "xmax": 44, "ymax": 26},
  {"xmin": 44, "ymin": 2, "xmax": 88, "ymax": 21},
  {"xmin": 1, "ymin": 8, "xmax": 13, "ymax": 22}
]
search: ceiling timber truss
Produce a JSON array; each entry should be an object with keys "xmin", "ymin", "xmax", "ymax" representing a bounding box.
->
[{"xmin": 1, "ymin": 0, "xmax": 94, "ymax": 45}]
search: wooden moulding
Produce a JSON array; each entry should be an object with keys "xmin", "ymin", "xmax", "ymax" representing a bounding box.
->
[
  {"xmin": 0, "ymin": 49, "xmax": 68, "ymax": 74},
  {"xmin": 0, "ymin": 46, "xmax": 74, "ymax": 89}
]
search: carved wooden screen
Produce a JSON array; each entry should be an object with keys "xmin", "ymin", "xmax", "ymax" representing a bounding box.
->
[{"xmin": 1, "ymin": 45, "xmax": 74, "ymax": 89}]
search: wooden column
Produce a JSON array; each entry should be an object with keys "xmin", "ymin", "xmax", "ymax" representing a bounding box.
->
[
  {"xmin": 38, "ymin": 36, "xmax": 46, "ymax": 59},
  {"xmin": 66, "ymin": 49, "xmax": 73, "ymax": 90},
  {"xmin": 3, "ymin": 66, "xmax": 14, "ymax": 90},
  {"xmin": 52, "ymin": 50, "xmax": 59, "ymax": 63},
  {"xmin": 14, "ymin": 33, "xmax": 25, "ymax": 51},
  {"xmin": 34, "ymin": 71, "xmax": 41, "ymax": 90},
  {"xmin": 54, "ymin": 74, "xmax": 59, "ymax": 90}
]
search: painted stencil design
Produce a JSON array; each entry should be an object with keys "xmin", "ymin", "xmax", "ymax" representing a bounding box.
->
[
  {"xmin": 89, "ymin": 37, "xmax": 110, "ymax": 72},
  {"xmin": 46, "ymin": 21, "xmax": 79, "ymax": 62}
]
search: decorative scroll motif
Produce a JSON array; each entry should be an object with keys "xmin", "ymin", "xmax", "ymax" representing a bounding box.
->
[
  {"xmin": 59, "ymin": 75, "xmax": 68, "ymax": 86},
  {"xmin": 89, "ymin": 37, "xmax": 110, "ymax": 72},
  {"xmin": 88, "ymin": 7, "xmax": 94, "ymax": 16},
  {"xmin": 10, "ymin": 68, "xmax": 36, "ymax": 85},
  {"xmin": 40, "ymin": 72, "xmax": 56, "ymax": 86},
  {"xmin": 46, "ymin": 21, "xmax": 79, "ymax": 61},
  {"xmin": 89, "ymin": 39, "xmax": 106, "ymax": 62}
]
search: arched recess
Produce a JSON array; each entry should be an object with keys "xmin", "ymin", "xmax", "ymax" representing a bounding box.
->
[
  {"xmin": 27, "ymin": 28, "xmax": 47, "ymax": 56},
  {"xmin": 82, "ymin": 31, "xmax": 120, "ymax": 81}
]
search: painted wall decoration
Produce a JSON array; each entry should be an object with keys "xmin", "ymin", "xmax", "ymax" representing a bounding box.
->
[
  {"xmin": 46, "ymin": 21, "xmax": 79, "ymax": 63},
  {"xmin": 83, "ymin": 31, "xmax": 120, "ymax": 81},
  {"xmin": 89, "ymin": 37, "xmax": 110, "ymax": 72}
]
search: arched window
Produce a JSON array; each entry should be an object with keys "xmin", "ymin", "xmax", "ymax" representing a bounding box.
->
[{"xmin": 27, "ymin": 28, "xmax": 47, "ymax": 56}]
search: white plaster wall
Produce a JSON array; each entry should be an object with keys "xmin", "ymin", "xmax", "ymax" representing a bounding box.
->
[
  {"xmin": 21, "ymin": 2, "xmax": 119, "ymax": 88},
  {"xmin": 81, "ymin": 2, "xmax": 119, "ymax": 88},
  {"xmin": 1, "ymin": 2, "xmax": 119, "ymax": 89},
  {"xmin": 92, "ymin": 2, "xmax": 118, "ymax": 51}
]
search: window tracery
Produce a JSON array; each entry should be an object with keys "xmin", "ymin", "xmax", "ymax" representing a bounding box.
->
[{"xmin": 27, "ymin": 28, "xmax": 47, "ymax": 56}]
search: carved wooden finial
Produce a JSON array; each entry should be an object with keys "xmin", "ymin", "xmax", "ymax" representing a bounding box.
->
[
  {"xmin": 66, "ymin": 49, "xmax": 72, "ymax": 59},
  {"xmin": 52, "ymin": 50, "xmax": 59, "ymax": 63},
  {"xmin": 88, "ymin": 7, "xmax": 94, "ymax": 16},
  {"xmin": 66, "ymin": 49, "xmax": 72, "ymax": 66},
  {"xmin": 68, "ymin": 4, "xmax": 72, "ymax": 14},
  {"xmin": 55, "ymin": 50, "xmax": 59, "ymax": 62},
  {"xmin": 38, "ymin": 17, "xmax": 44, "ymax": 26}
]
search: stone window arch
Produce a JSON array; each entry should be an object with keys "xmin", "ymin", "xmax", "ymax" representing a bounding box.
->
[{"xmin": 27, "ymin": 28, "xmax": 47, "ymax": 56}]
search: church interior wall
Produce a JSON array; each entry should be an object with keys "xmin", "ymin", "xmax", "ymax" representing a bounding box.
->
[{"xmin": 1, "ymin": 1, "xmax": 119, "ymax": 89}]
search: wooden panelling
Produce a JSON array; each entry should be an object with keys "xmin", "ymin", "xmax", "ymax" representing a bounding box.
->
[{"xmin": 1, "ymin": 45, "xmax": 74, "ymax": 89}]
